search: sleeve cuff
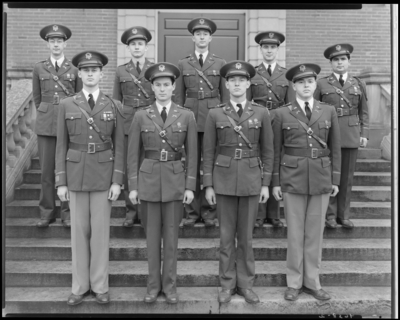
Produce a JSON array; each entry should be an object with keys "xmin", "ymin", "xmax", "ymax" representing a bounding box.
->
[
  {"xmin": 185, "ymin": 175, "xmax": 196, "ymax": 192},
  {"xmin": 128, "ymin": 176, "xmax": 138, "ymax": 192},
  {"xmin": 271, "ymin": 173, "xmax": 280, "ymax": 187},
  {"xmin": 262, "ymin": 172, "xmax": 272, "ymax": 186},
  {"xmin": 55, "ymin": 172, "xmax": 66, "ymax": 187},
  {"xmin": 332, "ymin": 171, "xmax": 341, "ymax": 186},
  {"xmin": 203, "ymin": 173, "xmax": 213, "ymax": 188},
  {"xmin": 112, "ymin": 170, "xmax": 124, "ymax": 186}
]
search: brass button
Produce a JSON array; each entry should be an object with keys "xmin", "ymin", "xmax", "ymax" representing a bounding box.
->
[
  {"xmin": 341, "ymin": 105, "xmax": 344, "ymax": 107},
  {"xmin": 89, "ymin": 136, "xmax": 93, "ymax": 139},
  {"xmin": 287, "ymin": 127, "xmax": 290, "ymax": 130},
  {"xmin": 309, "ymin": 136, "xmax": 312, "ymax": 139},
  {"xmin": 341, "ymin": 98, "xmax": 343, "ymax": 100},
  {"xmin": 162, "ymin": 140, "xmax": 165, "ymax": 143},
  {"xmin": 239, "ymin": 143, "xmax": 242, "ymax": 146},
  {"xmin": 269, "ymin": 90, "xmax": 271, "ymax": 93},
  {"xmin": 70, "ymin": 116, "xmax": 73, "ymax": 119},
  {"xmin": 110, "ymin": 157, "xmax": 113, "ymax": 160},
  {"xmin": 179, "ymin": 130, "xmax": 182, "ymax": 132},
  {"xmin": 268, "ymin": 97, "xmax": 272, "ymax": 100},
  {"xmin": 90, "ymin": 127, "xmax": 93, "ymax": 130},
  {"xmin": 200, "ymin": 88, "xmax": 203, "ymax": 90},
  {"xmin": 309, "ymin": 144, "xmax": 312, "ymax": 147},
  {"xmin": 138, "ymin": 94, "xmax": 141, "ymax": 96},
  {"xmin": 145, "ymin": 129, "xmax": 148, "ymax": 132},
  {"xmin": 200, "ymin": 80, "xmax": 203, "ymax": 83},
  {"xmin": 256, "ymin": 126, "xmax": 258, "ymax": 129},
  {"xmin": 55, "ymin": 85, "xmax": 58, "ymax": 88},
  {"xmin": 67, "ymin": 158, "xmax": 69, "ymax": 160},
  {"xmin": 220, "ymin": 126, "xmax": 223, "ymax": 128},
  {"xmin": 55, "ymin": 92, "xmax": 58, "ymax": 95}
]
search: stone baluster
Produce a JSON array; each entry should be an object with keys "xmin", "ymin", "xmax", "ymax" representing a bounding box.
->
[{"xmin": 6, "ymin": 129, "xmax": 17, "ymax": 168}]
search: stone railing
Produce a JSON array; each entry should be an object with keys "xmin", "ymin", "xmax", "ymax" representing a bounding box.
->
[
  {"xmin": 6, "ymin": 79, "xmax": 38, "ymax": 204},
  {"xmin": 7, "ymin": 68, "xmax": 33, "ymax": 92}
]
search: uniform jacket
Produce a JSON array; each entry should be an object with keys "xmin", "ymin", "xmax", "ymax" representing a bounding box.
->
[
  {"xmin": 314, "ymin": 73, "xmax": 369, "ymax": 148},
  {"xmin": 271, "ymin": 100, "xmax": 341, "ymax": 195},
  {"xmin": 127, "ymin": 102, "xmax": 198, "ymax": 202},
  {"xmin": 112, "ymin": 58, "xmax": 156, "ymax": 135},
  {"xmin": 55, "ymin": 91, "xmax": 125, "ymax": 191},
  {"xmin": 203, "ymin": 101, "xmax": 274, "ymax": 196},
  {"xmin": 174, "ymin": 52, "xmax": 230, "ymax": 132},
  {"xmin": 32, "ymin": 57, "xmax": 83, "ymax": 136},
  {"xmin": 247, "ymin": 62, "xmax": 296, "ymax": 120}
]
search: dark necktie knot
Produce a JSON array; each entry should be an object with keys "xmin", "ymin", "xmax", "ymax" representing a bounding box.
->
[
  {"xmin": 136, "ymin": 61, "xmax": 141, "ymax": 74},
  {"xmin": 267, "ymin": 64, "xmax": 272, "ymax": 76},
  {"xmin": 161, "ymin": 106, "xmax": 167, "ymax": 123},
  {"xmin": 88, "ymin": 94, "xmax": 95, "ymax": 110},
  {"xmin": 55, "ymin": 61, "xmax": 59, "ymax": 72},
  {"xmin": 237, "ymin": 103, "xmax": 243, "ymax": 117},
  {"xmin": 199, "ymin": 54, "xmax": 204, "ymax": 67},
  {"xmin": 339, "ymin": 74, "xmax": 344, "ymax": 87},
  {"xmin": 304, "ymin": 101, "xmax": 311, "ymax": 120}
]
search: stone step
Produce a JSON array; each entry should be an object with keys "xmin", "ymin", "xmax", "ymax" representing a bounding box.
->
[
  {"xmin": 5, "ymin": 218, "xmax": 391, "ymax": 239},
  {"xmin": 5, "ymin": 238, "xmax": 391, "ymax": 261},
  {"xmin": 14, "ymin": 184, "xmax": 392, "ymax": 201},
  {"xmin": 4, "ymin": 286, "xmax": 391, "ymax": 316},
  {"xmin": 23, "ymin": 169, "xmax": 392, "ymax": 186},
  {"xmin": 355, "ymin": 159, "xmax": 391, "ymax": 172},
  {"xmin": 6, "ymin": 200, "xmax": 392, "ymax": 219},
  {"xmin": 357, "ymin": 148, "xmax": 382, "ymax": 159},
  {"xmin": 5, "ymin": 260, "xmax": 391, "ymax": 287}
]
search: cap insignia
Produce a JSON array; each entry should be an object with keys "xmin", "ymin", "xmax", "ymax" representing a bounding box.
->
[
  {"xmin": 199, "ymin": 19, "xmax": 205, "ymax": 24},
  {"xmin": 299, "ymin": 65, "xmax": 306, "ymax": 72},
  {"xmin": 53, "ymin": 25, "xmax": 58, "ymax": 31},
  {"xmin": 132, "ymin": 28, "xmax": 137, "ymax": 34},
  {"xmin": 269, "ymin": 33, "xmax": 274, "ymax": 38},
  {"xmin": 235, "ymin": 63, "xmax": 242, "ymax": 70},
  {"xmin": 336, "ymin": 45, "xmax": 341, "ymax": 51},
  {"xmin": 85, "ymin": 52, "xmax": 92, "ymax": 60},
  {"xmin": 159, "ymin": 64, "xmax": 165, "ymax": 72}
]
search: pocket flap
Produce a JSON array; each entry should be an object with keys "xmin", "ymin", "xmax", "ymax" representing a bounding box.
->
[
  {"xmin": 98, "ymin": 150, "xmax": 114, "ymax": 163},
  {"xmin": 173, "ymin": 161, "xmax": 185, "ymax": 173},
  {"xmin": 249, "ymin": 121, "xmax": 262, "ymax": 129},
  {"xmin": 215, "ymin": 154, "xmax": 232, "ymax": 168},
  {"xmin": 120, "ymin": 77, "xmax": 133, "ymax": 83},
  {"xmin": 323, "ymin": 89, "xmax": 336, "ymax": 95},
  {"xmin": 205, "ymin": 69, "xmax": 220, "ymax": 76},
  {"xmin": 141, "ymin": 126, "xmax": 155, "ymax": 132},
  {"xmin": 348, "ymin": 115, "xmax": 359, "ymax": 126},
  {"xmin": 183, "ymin": 70, "xmax": 196, "ymax": 76},
  {"xmin": 38, "ymin": 103, "xmax": 49, "ymax": 112},
  {"xmin": 321, "ymin": 157, "xmax": 331, "ymax": 167},
  {"xmin": 251, "ymin": 80, "xmax": 264, "ymax": 86},
  {"xmin": 172, "ymin": 124, "xmax": 188, "ymax": 132},
  {"xmin": 277, "ymin": 80, "xmax": 289, "ymax": 87},
  {"xmin": 282, "ymin": 122, "xmax": 298, "ymax": 130},
  {"xmin": 319, "ymin": 121, "xmax": 331, "ymax": 129},
  {"xmin": 139, "ymin": 159, "xmax": 154, "ymax": 173},
  {"xmin": 249, "ymin": 157, "xmax": 259, "ymax": 168},
  {"xmin": 216, "ymin": 121, "xmax": 231, "ymax": 129},
  {"xmin": 66, "ymin": 149, "xmax": 81, "ymax": 163},
  {"xmin": 66, "ymin": 113, "xmax": 82, "ymax": 120},
  {"xmin": 63, "ymin": 74, "xmax": 75, "ymax": 81},
  {"xmin": 39, "ymin": 74, "xmax": 50, "ymax": 80},
  {"xmin": 348, "ymin": 87, "xmax": 360, "ymax": 95},
  {"xmin": 280, "ymin": 154, "xmax": 299, "ymax": 168}
]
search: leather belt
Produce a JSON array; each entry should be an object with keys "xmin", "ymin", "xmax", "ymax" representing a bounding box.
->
[
  {"xmin": 219, "ymin": 147, "xmax": 259, "ymax": 159},
  {"xmin": 186, "ymin": 89, "xmax": 219, "ymax": 100},
  {"xmin": 123, "ymin": 96, "xmax": 154, "ymax": 108},
  {"xmin": 336, "ymin": 107, "xmax": 358, "ymax": 117},
  {"xmin": 253, "ymin": 98, "xmax": 282, "ymax": 110},
  {"xmin": 69, "ymin": 142, "xmax": 112, "ymax": 154},
  {"xmin": 41, "ymin": 95, "xmax": 66, "ymax": 103},
  {"xmin": 145, "ymin": 150, "xmax": 182, "ymax": 161},
  {"xmin": 285, "ymin": 147, "xmax": 330, "ymax": 159}
]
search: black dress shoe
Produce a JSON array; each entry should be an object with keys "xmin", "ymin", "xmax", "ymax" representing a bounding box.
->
[
  {"xmin": 325, "ymin": 218, "xmax": 338, "ymax": 229},
  {"xmin": 93, "ymin": 292, "xmax": 110, "ymax": 304},
  {"xmin": 122, "ymin": 219, "xmax": 134, "ymax": 227},
  {"xmin": 204, "ymin": 219, "xmax": 215, "ymax": 227},
  {"xmin": 302, "ymin": 286, "xmax": 331, "ymax": 300},
  {"xmin": 183, "ymin": 218, "xmax": 196, "ymax": 227},
  {"xmin": 164, "ymin": 292, "xmax": 179, "ymax": 304},
  {"xmin": 236, "ymin": 287, "xmax": 260, "ymax": 304},
  {"xmin": 218, "ymin": 288, "xmax": 236, "ymax": 303},
  {"xmin": 266, "ymin": 218, "xmax": 284, "ymax": 228},
  {"xmin": 284, "ymin": 287, "xmax": 302, "ymax": 301},
  {"xmin": 67, "ymin": 290, "xmax": 90, "ymax": 305},
  {"xmin": 336, "ymin": 218, "xmax": 354, "ymax": 229},
  {"xmin": 144, "ymin": 291, "xmax": 160, "ymax": 303},
  {"xmin": 62, "ymin": 220, "xmax": 71, "ymax": 228},
  {"xmin": 36, "ymin": 219, "xmax": 56, "ymax": 228},
  {"xmin": 254, "ymin": 219, "xmax": 264, "ymax": 228}
]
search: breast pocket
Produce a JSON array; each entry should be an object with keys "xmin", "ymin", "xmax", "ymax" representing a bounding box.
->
[
  {"xmin": 205, "ymin": 69, "xmax": 221, "ymax": 88},
  {"xmin": 321, "ymin": 89, "xmax": 337, "ymax": 105},
  {"xmin": 183, "ymin": 69, "xmax": 196, "ymax": 88},
  {"xmin": 275, "ymin": 80, "xmax": 289, "ymax": 97},
  {"xmin": 65, "ymin": 113, "xmax": 82, "ymax": 135},
  {"xmin": 282, "ymin": 122, "xmax": 299, "ymax": 144},
  {"xmin": 216, "ymin": 121, "xmax": 232, "ymax": 144},
  {"xmin": 172, "ymin": 124, "xmax": 187, "ymax": 147},
  {"xmin": 348, "ymin": 87, "xmax": 361, "ymax": 106},
  {"xmin": 119, "ymin": 77, "xmax": 134, "ymax": 95},
  {"xmin": 100, "ymin": 112, "xmax": 116, "ymax": 135},
  {"xmin": 62, "ymin": 74, "xmax": 76, "ymax": 93},
  {"xmin": 39, "ymin": 74, "xmax": 51, "ymax": 93},
  {"xmin": 250, "ymin": 80, "xmax": 266, "ymax": 98},
  {"xmin": 318, "ymin": 121, "xmax": 331, "ymax": 141},
  {"xmin": 248, "ymin": 121, "xmax": 262, "ymax": 142},
  {"xmin": 141, "ymin": 126, "xmax": 156, "ymax": 147}
]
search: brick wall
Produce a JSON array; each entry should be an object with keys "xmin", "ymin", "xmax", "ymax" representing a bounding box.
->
[
  {"xmin": 286, "ymin": 5, "xmax": 391, "ymax": 78},
  {"xmin": 5, "ymin": 7, "xmax": 118, "ymax": 95}
]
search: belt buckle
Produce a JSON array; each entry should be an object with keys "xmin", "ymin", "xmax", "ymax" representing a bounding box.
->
[
  {"xmin": 87, "ymin": 117, "xmax": 94, "ymax": 125},
  {"xmin": 234, "ymin": 125, "xmax": 242, "ymax": 133},
  {"xmin": 53, "ymin": 95, "xmax": 60, "ymax": 105},
  {"xmin": 159, "ymin": 130, "xmax": 167, "ymax": 138},
  {"xmin": 198, "ymin": 91, "xmax": 205, "ymax": 100},
  {"xmin": 234, "ymin": 149, "xmax": 242, "ymax": 159},
  {"xmin": 337, "ymin": 108, "xmax": 343, "ymax": 116},
  {"xmin": 311, "ymin": 148, "xmax": 318, "ymax": 159},
  {"xmin": 88, "ymin": 143, "xmax": 96, "ymax": 154},
  {"xmin": 266, "ymin": 101, "xmax": 273, "ymax": 110},
  {"xmin": 160, "ymin": 150, "xmax": 168, "ymax": 161},
  {"xmin": 306, "ymin": 127, "xmax": 314, "ymax": 135},
  {"xmin": 133, "ymin": 99, "xmax": 140, "ymax": 107}
]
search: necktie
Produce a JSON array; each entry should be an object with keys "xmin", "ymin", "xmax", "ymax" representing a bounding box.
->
[
  {"xmin": 161, "ymin": 106, "xmax": 167, "ymax": 123},
  {"xmin": 55, "ymin": 61, "xmax": 59, "ymax": 72},
  {"xmin": 136, "ymin": 61, "xmax": 141, "ymax": 74},
  {"xmin": 88, "ymin": 94, "xmax": 95, "ymax": 110},
  {"xmin": 305, "ymin": 101, "xmax": 312, "ymax": 120},
  {"xmin": 199, "ymin": 54, "xmax": 203, "ymax": 67},
  {"xmin": 339, "ymin": 74, "xmax": 344, "ymax": 87},
  {"xmin": 237, "ymin": 103, "xmax": 243, "ymax": 118},
  {"xmin": 267, "ymin": 64, "xmax": 272, "ymax": 76}
]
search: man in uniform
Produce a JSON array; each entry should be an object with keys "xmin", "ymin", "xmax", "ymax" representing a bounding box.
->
[
  {"xmin": 203, "ymin": 61, "xmax": 274, "ymax": 304},
  {"xmin": 272, "ymin": 64, "xmax": 341, "ymax": 301},
  {"xmin": 128, "ymin": 62, "xmax": 197, "ymax": 304},
  {"xmin": 247, "ymin": 31, "xmax": 296, "ymax": 228},
  {"xmin": 113, "ymin": 26, "xmax": 155, "ymax": 227},
  {"xmin": 55, "ymin": 51, "xmax": 125, "ymax": 305},
  {"xmin": 175, "ymin": 17, "xmax": 229, "ymax": 227},
  {"xmin": 33, "ymin": 24, "xmax": 83, "ymax": 228},
  {"xmin": 314, "ymin": 44, "xmax": 369, "ymax": 229}
]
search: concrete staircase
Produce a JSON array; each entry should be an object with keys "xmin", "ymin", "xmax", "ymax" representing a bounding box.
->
[{"xmin": 4, "ymin": 148, "xmax": 392, "ymax": 316}]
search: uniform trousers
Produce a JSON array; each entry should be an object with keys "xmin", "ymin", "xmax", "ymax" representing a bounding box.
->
[
  {"xmin": 70, "ymin": 190, "xmax": 111, "ymax": 295},
  {"xmin": 283, "ymin": 192, "xmax": 330, "ymax": 290},
  {"xmin": 185, "ymin": 132, "xmax": 216, "ymax": 221},
  {"xmin": 141, "ymin": 200, "xmax": 183, "ymax": 295},
  {"xmin": 37, "ymin": 135, "xmax": 70, "ymax": 221},
  {"xmin": 256, "ymin": 185, "xmax": 280, "ymax": 220},
  {"xmin": 216, "ymin": 194, "xmax": 259, "ymax": 290},
  {"xmin": 326, "ymin": 148, "xmax": 358, "ymax": 220}
]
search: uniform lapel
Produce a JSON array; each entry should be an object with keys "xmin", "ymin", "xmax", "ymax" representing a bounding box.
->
[
  {"xmin": 308, "ymin": 100, "xmax": 324, "ymax": 127},
  {"xmin": 256, "ymin": 63, "xmax": 269, "ymax": 79},
  {"xmin": 163, "ymin": 102, "xmax": 183, "ymax": 129},
  {"xmin": 290, "ymin": 100, "xmax": 309, "ymax": 124},
  {"xmin": 327, "ymin": 73, "xmax": 341, "ymax": 90},
  {"xmin": 126, "ymin": 60, "xmax": 140, "ymax": 78},
  {"xmin": 44, "ymin": 57, "xmax": 55, "ymax": 74},
  {"xmin": 90, "ymin": 91, "xmax": 109, "ymax": 117},
  {"xmin": 238, "ymin": 101, "xmax": 255, "ymax": 125},
  {"xmin": 73, "ymin": 91, "xmax": 92, "ymax": 114},
  {"xmin": 269, "ymin": 63, "xmax": 283, "ymax": 82},
  {"xmin": 138, "ymin": 58, "xmax": 152, "ymax": 79},
  {"xmin": 201, "ymin": 52, "xmax": 215, "ymax": 72},
  {"xmin": 223, "ymin": 102, "xmax": 240, "ymax": 122},
  {"xmin": 187, "ymin": 52, "xmax": 202, "ymax": 70},
  {"xmin": 57, "ymin": 58, "xmax": 71, "ymax": 76},
  {"xmin": 342, "ymin": 73, "xmax": 354, "ymax": 91},
  {"xmin": 146, "ymin": 103, "xmax": 164, "ymax": 128}
]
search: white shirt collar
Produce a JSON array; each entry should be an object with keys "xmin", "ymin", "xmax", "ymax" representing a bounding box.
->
[
  {"xmin": 195, "ymin": 51, "xmax": 208, "ymax": 62},
  {"xmin": 262, "ymin": 61, "xmax": 277, "ymax": 74},
  {"xmin": 131, "ymin": 58, "xmax": 145, "ymax": 68},
  {"xmin": 156, "ymin": 101, "xmax": 172, "ymax": 115},
  {"xmin": 50, "ymin": 55, "xmax": 65, "ymax": 68},
  {"xmin": 296, "ymin": 97, "xmax": 314, "ymax": 115},
  {"xmin": 82, "ymin": 88, "xmax": 100, "ymax": 104},
  {"xmin": 230, "ymin": 99, "xmax": 247, "ymax": 113},
  {"xmin": 333, "ymin": 72, "xmax": 348, "ymax": 82}
]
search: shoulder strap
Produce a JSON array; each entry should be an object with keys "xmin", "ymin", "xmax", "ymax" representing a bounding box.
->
[
  {"xmin": 125, "ymin": 65, "xmax": 150, "ymax": 99},
  {"xmin": 352, "ymin": 76, "xmax": 368, "ymax": 101},
  {"xmin": 295, "ymin": 118, "xmax": 327, "ymax": 149},
  {"xmin": 257, "ymin": 72, "xmax": 283, "ymax": 103},
  {"xmin": 225, "ymin": 112, "xmax": 253, "ymax": 149}
]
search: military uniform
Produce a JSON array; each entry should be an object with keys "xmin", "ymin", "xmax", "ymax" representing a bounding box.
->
[
  {"xmin": 127, "ymin": 63, "xmax": 197, "ymax": 303},
  {"xmin": 314, "ymin": 44, "xmax": 369, "ymax": 229},
  {"xmin": 55, "ymin": 51, "xmax": 125, "ymax": 304},
  {"xmin": 272, "ymin": 64, "xmax": 341, "ymax": 301},
  {"xmin": 247, "ymin": 31, "xmax": 296, "ymax": 227},
  {"xmin": 174, "ymin": 17, "xmax": 229, "ymax": 225},
  {"xmin": 112, "ymin": 26, "xmax": 155, "ymax": 226},
  {"xmin": 33, "ymin": 24, "xmax": 82, "ymax": 227},
  {"xmin": 203, "ymin": 61, "xmax": 274, "ymax": 303}
]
